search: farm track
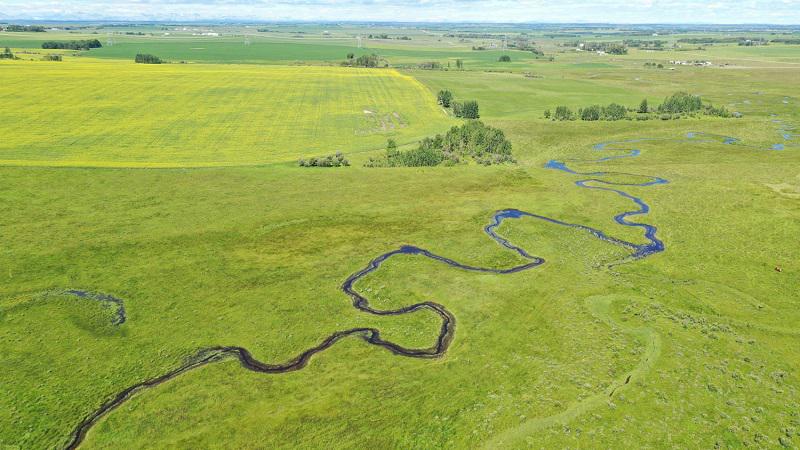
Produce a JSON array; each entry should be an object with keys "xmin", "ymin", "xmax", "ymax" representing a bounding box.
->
[{"xmin": 60, "ymin": 118, "xmax": 795, "ymax": 448}]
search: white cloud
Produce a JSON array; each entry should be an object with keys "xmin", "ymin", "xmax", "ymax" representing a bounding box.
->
[{"xmin": 0, "ymin": 0, "xmax": 798, "ymax": 23}]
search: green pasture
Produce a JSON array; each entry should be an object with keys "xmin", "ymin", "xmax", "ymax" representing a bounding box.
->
[{"xmin": 1, "ymin": 25, "xmax": 799, "ymax": 450}]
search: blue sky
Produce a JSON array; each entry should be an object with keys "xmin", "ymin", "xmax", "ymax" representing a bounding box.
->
[{"xmin": 1, "ymin": 0, "xmax": 798, "ymax": 24}]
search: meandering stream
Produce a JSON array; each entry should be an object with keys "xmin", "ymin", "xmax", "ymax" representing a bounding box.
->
[{"xmin": 61, "ymin": 117, "xmax": 795, "ymax": 448}]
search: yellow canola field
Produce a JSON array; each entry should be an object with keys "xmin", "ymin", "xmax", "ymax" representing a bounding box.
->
[{"xmin": 0, "ymin": 59, "xmax": 450, "ymax": 167}]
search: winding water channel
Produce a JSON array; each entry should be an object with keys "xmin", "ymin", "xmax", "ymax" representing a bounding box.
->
[{"xmin": 62, "ymin": 119, "xmax": 795, "ymax": 448}]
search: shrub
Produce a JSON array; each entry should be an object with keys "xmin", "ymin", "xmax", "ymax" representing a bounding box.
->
[
  {"xmin": 367, "ymin": 121, "xmax": 513, "ymax": 167},
  {"xmin": 42, "ymin": 54, "xmax": 62, "ymax": 61},
  {"xmin": 498, "ymin": 55, "xmax": 511, "ymax": 62},
  {"xmin": 437, "ymin": 90, "xmax": 453, "ymax": 108},
  {"xmin": 456, "ymin": 100, "xmax": 480, "ymax": 119},
  {"xmin": 580, "ymin": 105, "xmax": 601, "ymax": 121},
  {"xmin": 418, "ymin": 61, "xmax": 442, "ymax": 70},
  {"xmin": 638, "ymin": 98, "xmax": 649, "ymax": 114},
  {"xmin": 705, "ymin": 105, "xmax": 732, "ymax": 118},
  {"xmin": 299, "ymin": 152, "xmax": 349, "ymax": 167},
  {"xmin": 342, "ymin": 53, "xmax": 380, "ymax": 68},
  {"xmin": 554, "ymin": 106, "xmax": 575, "ymax": 121},
  {"xmin": 135, "ymin": 54, "xmax": 163, "ymax": 64},
  {"xmin": 603, "ymin": 103, "xmax": 627, "ymax": 121},
  {"xmin": 658, "ymin": 92, "xmax": 703, "ymax": 114}
]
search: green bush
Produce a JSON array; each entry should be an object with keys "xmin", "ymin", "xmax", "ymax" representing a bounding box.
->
[
  {"xmin": 135, "ymin": 54, "xmax": 163, "ymax": 64},
  {"xmin": 603, "ymin": 103, "xmax": 627, "ymax": 121},
  {"xmin": 0, "ymin": 47, "xmax": 15, "ymax": 60},
  {"xmin": 580, "ymin": 105, "xmax": 601, "ymax": 121},
  {"xmin": 658, "ymin": 92, "xmax": 703, "ymax": 114},
  {"xmin": 554, "ymin": 106, "xmax": 575, "ymax": 121},
  {"xmin": 366, "ymin": 121, "xmax": 513, "ymax": 168},
  {"xmin": 437, "ymin": 90, "xmax": 453, "ymax": 107},
  {"xmin": 551, "ymin": 93, "xmax": 731, "ymax": 123},
  {"xmin": 454, "ymin": 100, "xmax": 480, "ymax": 119},
  {"xmin": 342, "ymin": 54, "xmax": 381, "ymax": 68},
  {"xmin": 299, "ymin": 152, "xmax": 349, "ymax": 167}
]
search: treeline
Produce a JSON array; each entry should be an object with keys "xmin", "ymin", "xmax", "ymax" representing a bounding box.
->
[
  {"xmin": 547, "ymin": 103, "xmax": 629, "ymax": 121},
  {"xmin": 567, "ymin": 41, "xmax": 628, "ymax": 54},
  {"xmin": 446, "ymin": 33, "xmax": 508, "ymax": 39},
  {"xmin": 365, "ymin": 121, "xmax": 514, "ymax": 168},
  {"xmin": 677, "ymin": 37, "xmax": 769, "ymax": 46},
  {"xmin": 2, "ymin": 25, "xmax": 46, "ymax": 32},
  {"xmin": 367, "ymin": 34, "xmax": 411, "ymax": 40},
  {"xmin": 624, "ymin": 39, "xmax": 667, "ymax": 50},
  {"xmin": 437, "ymin": 90, "xmax": 480, "ymax": 119},
  {"xmin": 771, "ymin": 38, "xmax": 800, "ymax": 45},
  {"xmin": 546, "ymin": 92, "xmax": 735, "ymax": 122},
  {"xmin": 507, "ymin": 39, "xmax": 545, "ymax": 56},
  {"xmin": 417, "ymin": 61, "xmax": 442, "ymax": 70},
  {"xmin": 135, "ymin": 54, "xmax": 162, "ymax": 64},
  {"xmin": 299, "ymin": 152, "xmax": 349, "ymax": 167},
  {"xmin": 0, "ymin": 47, "xmax": 15, "ymax": 60},
  {"xmin": 42, "ymin": 39, "xmax": 102, "ymax": 50},
  {"xmin": 342, "ymin": 53, "xmax": 383, "ymax": 68}
]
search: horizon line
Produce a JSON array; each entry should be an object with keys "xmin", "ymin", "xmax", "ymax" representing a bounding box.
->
[{"xmin": 2, "ymin": 19, "xmax": 800, "ymax": 27}]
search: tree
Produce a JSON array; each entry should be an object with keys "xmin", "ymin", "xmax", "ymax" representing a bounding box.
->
[
  {"xmin": 368, "ymin": 120, "xmax": 514, "ymax": 167},
  {"xmin": 498, "ymin": 55, "xmax": 511, "ymax": 62},
  {"xmin": 135, "ymin": 54, "xmax": 163, "ymax": 64},
  {"xmin": 638, "ymin": 98, "xmax": 649, "ymax": 114},
  {"xmin": 300, "ymin": 152, "xmax": 349, "ymax": 167},
  {"xmin": 437, "ymin": 90, "xmax": 453, "ymax": 108},
  {"xmin": 354, "ymin": 54, "xmax": 380, "ymax": 68},
  {"xmin": 452, "ymin": 102, "xmax": 463, "ymax": 117},
  {"xmin": 346, "ymin": 52, "xmax": 354, "ymax": 59},
  {"xmin": 581, "ymin": 105, "xmax": 601, "ymax": 121},
  {"xmin": 456, "ymin": 59, "xmax": 463, "ymax": 69},
  {"xmin": 459, "ymin": 100, "xmax": 480, "ymax": 119},
  {"xmin": 0, "ymin": 47, "xmax": 14, "ymax": 60},
  {"xmin": 658, "ymin": 92, "xmax": 702, "ymax": 114},
  {"xmin": 602, "ymin": 103, "xmax": 627, "ymax": 121},
  {"xmin": 554, "ymin": 106, "xmax": 574, "ymax": 121}
]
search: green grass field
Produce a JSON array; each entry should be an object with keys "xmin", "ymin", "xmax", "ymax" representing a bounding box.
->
[{"xmin": 1, "ymin": 24, "xmax": 799, "ymax": 449}]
